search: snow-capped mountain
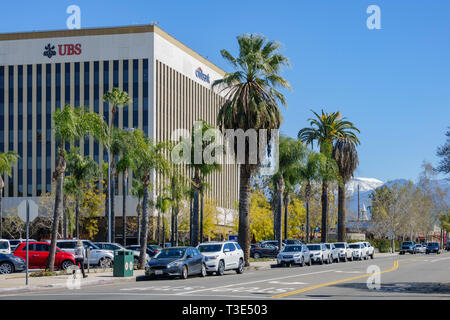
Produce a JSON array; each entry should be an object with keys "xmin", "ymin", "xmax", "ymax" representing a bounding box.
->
[
  {"xmin": 346, "ymin": 177, "xmax": 384, "ymax": 196},
  {"xmin": 345, "ymin": 177, "xmax": 383, "ymax": 221}
]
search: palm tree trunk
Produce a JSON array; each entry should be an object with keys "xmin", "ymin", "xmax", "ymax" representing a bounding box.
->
[
  {"xmin": 192, "ymin": 187, "xmax": 200, "ymax": 247},
  {"xmin": 156, "ymin": 210, "xmax": 161, "ymax": 245},
  {"xmin": 337, "ymin": 184, "xmax": 346, "ymax": 242},
  {"xmin": 62, "ymin": 195, "xmax": 67, "ymax": 238},
  {"xmin": 189, "ymin": 195, "xmax": 193, "ymax": 245},
  {"xmin": 170, "ymin": 208, "xmax": 175, "ymax": 246},
  {"xmin": 276, "ymin": 175, "xmax": 284, "ymax": 250},
  {"xmin": 321, "ymin": 182, "xmax": 329, "ymax": 243},
  {"xmin": 200, "ymin": 193, "xmax": 204, "ymax": 243},
  {"xmin": 306, "ymin": 198, "xmax": 310, "ymax": 243},
  {"xmin": 111, "ymin": 172, "xmax": 116, "ymax": 242},
  {"xmin": 284, "ymin": 193, "xmax": 290, "ymax": 240},
  {"xmin": 0, "ymin": 188, "xmax": 3, "ymax": 239},
  {"xmin": 104, "ymin": 183, "xmax": 109, "ymax": 242},
  {"xmin": 239, "ymin": 165, "xmax": 252, "ymax": 267},
  {"xmin": 47, "ymin": 150, "xmax": 64, "ymax": 271},
  {"xmin": 75, "ymin": 198, "xmax": 80, "ymax": 239},
  {"xmin": 175, "ymin": 207, "xmax": 179, "ymax": 246},
  {"xmin": 139, "ymin": 183, "xmax": 149, "ymax": 269},
  {"xmin": 122, "ymin": 171, "xmax": 127, "ymax": 246},
  {"xmin": 136, "ymin": 200, "xmax": 141, "ymax": 246}
]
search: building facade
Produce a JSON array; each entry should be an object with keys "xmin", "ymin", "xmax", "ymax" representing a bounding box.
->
[{"xmin": 0, "ymin": 25, "xmax": 238, "ymax": 223}]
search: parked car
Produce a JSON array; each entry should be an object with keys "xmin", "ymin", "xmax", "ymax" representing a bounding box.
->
[
  {"xmin": 446, "ymin": 242, "xmax": 450, "ymax": 251},
  {"xmin": 349, "ymin": 242, "xmax": 367, "ymax": 260},
  {"xmin": 126, "ymin": 245, "xmax": 159, "ymax": 258},
  {"xmin": 277, "ymin": 244, "xmax": 311, "ymax": 267},
  {"xmin": 52, "ymin": 240, "xmax": 114, "ymax": 267},
  {"xmin": 197, "ymin": 241, "xmax": 244, "ymax": 275},
  {"xmin": 0, "ymin": 253, "xmax": 26, "ymax": 274},
  {"xmin": 426, "ymin": 242, "xmax": 441, "ymax": 254},
  {"xmin": 362, "ymin": 242, "xmax": 375, "ymax": 259},
  {"xmin": 282, "ymin": 239, "xmax": 302, "ymax": 245},
  {"xmin": 8, "ymin": 239, "xmax": 37, "ymax": 251},
  {"xmin": 145, "ymin": 247, "xmax": 206, "ymax": 279},
  {"xmin": 94, "ymin": 242, "xmax": 150, "ymax": 265},
  {"xmin": 334, "ymin": 242, "xmax": 353, "ymax": 262},
  {"xmin": 400, "ymin": 241, "xmax": 416, "ymax": 255},
  {"xmin": 250, "ymin": 242, "xmax": 279, "ymax": 259},
  {"xmin": 324, "ymin": 243, "xmax": 340, "ymax": 263},
  {"xmin": 307, "ymin": 243, "xmax": 331, "ymax": 265},
  {"xmin": 414, "ymin": 243, "xmax": 427, "ymax": 254},
  {"xmin": 0, "ymin": 239, "xmax": 11, "ymax": 254},
  {"xmin": 13, "ymin": 242, "xmax": 75, "ymax": 270}
]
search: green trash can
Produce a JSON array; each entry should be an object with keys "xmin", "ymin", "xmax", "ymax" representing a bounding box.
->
[{"xmin": 113, "ymin": 250, "xmax": 134, "ymax": 277}]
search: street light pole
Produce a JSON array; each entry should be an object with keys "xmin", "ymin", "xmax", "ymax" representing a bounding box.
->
[{"xmin": 108, "ymin": 150, "xmax": 112, "ymax": 243}]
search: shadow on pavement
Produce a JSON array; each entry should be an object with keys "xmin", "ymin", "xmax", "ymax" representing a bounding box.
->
[{"xmin": 332, "ymin": 282, "xmax": 450, "ymax": 295}]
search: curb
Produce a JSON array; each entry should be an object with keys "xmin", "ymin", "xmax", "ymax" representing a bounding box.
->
[{"xmin": 0, "ymin": 279, "xmax": 115, "ymax": 295}]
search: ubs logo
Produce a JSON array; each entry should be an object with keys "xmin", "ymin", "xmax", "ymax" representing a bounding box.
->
[
  {"xmin": 195, "ymin": 67, "xmax": 210, "ymax": 83},
  {"xmin": 43, "ymin": 43, "xmax": 82, "ymax": 59}
]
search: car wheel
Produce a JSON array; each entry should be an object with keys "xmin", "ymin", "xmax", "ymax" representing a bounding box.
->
[
  {"xmin": 181, "ymin": 265, "xmax": 188, "ymax": 279},
  {"xmin": 253, "ymin": 252, "xmax": 261, "ymax": 259},
  {"xmin": 371, "ymin": 253, "xmax": 374, "ymax": 259},
  {"xmin": 236, "ymin": 259, "xmax": 244, "ymax": 274},
  {"xmin": 0, "ymin": 262, "xmax": 14, "ymax": 274},
  {"xmin": 99, "ymin": 257, "xmax": 112, "ymax": 268},
  {"xmin": 335, "ymin": 256, "xmax": 339, "ymax": 263},
  {"xmin": 319, "ymin": 257, "xmax": 323, "ymax": 265},
  {"xmin": 61, "ymin": 260, "xmax": 74, "ymax": 270},
  {"xmin": 200, "ymin": 264, "xmax": 207, "ymax": 277},
  {"xmin": 217, "ymin": 260, "xmax": 225, "ymax": 276}
]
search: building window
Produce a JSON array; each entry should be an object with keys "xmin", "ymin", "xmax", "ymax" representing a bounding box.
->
[
  {"xmin": 133, "ymin": 59, "xmax": 138, "ymax": 129},
  {"xmin": 27, "ymin": 65, "xmax": 32, "ymax": 197},
  {"xmin": 37, "ymin": 64, "xmax": 42, "ymax": 196},
  {"xmin": 143, "ymin": 59, "xmax": 148, "ymax": 135},
  {"xmin": 123, "ymin": 60, "xmax": 129, "ymax": 128},
  {"xmin": 8, "ymin": 66, "xmax": 13, "ymax": 197},
  {"xmin": 0, "ymin": 66, "xmax": 4, "ymax": 153},
  {"xmin": 18, "ymin": 66, "xmax": 23, "ymax": 196},
  {"xmin": 113, "ymin": 60, "xmax": 119, "ymax": 127},
  {"xmin": 75, "ymin": 62, "xmax": 80, "ymax": 106}
]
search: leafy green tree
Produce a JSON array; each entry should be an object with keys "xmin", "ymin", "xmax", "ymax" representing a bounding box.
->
[
  {"xmin": 212, "ymin": 34, "xmax": 291, "ymax": 266},
  {"xmin": 332, "ymin": 137, "xmax": 359, "ymax": 241},
  {"xmin": 0, "ymin": 151, "xmax": 19, "ymax": 238},
  {"xmin": 436, "ymin": 127, "xmax": 450, "ymax": 175},
  {"xmin": 103, "ymin": 88, "xmax": 132, "ymax": 242},
  {"xmin": 298, "ymin": 110, "xmax": 359, "ymax": 242},
  {"xmin": 65, "ymin": 148, "xmax": 99, "ymax": 238},
  {"xmin": 47, "ymin": 105, "xmax": 108, "ymax": 271}
]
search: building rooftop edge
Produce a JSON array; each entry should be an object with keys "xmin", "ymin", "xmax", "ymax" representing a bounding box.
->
[{"xmin": 0, "ymin": 24, "xmax": 226, "ymax": 76}]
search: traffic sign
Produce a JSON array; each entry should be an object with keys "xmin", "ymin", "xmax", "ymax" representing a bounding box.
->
[{"xmin": 18, "ymin": 200, "xmax": 38, "ymax": 222}]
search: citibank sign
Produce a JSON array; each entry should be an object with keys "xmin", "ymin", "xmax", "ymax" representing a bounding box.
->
[
  {"xmin": 43, "ymin": 43, "xmax": 82, "ymax": 59},
  {"xmin": 195, "ymin": 67, "xmax": 210, "ymax": 83}
]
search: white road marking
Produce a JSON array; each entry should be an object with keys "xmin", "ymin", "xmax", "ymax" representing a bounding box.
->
[
  {"xmin": 335, "ymin": 271, "xmax": 364, "ymax": 274},
  {"xmin": 429, "ymin": 256, "xmax": 450, "ymax": 263},
  {"xmin": 176, "ymin": 269, "xmax": 336, "ymax": 295},
  {"xmin": 268, "ymin": 281, "xmax": 306, "ymax": 285}
]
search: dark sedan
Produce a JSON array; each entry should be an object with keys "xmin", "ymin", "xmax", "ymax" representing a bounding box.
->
[
  {"xmin": 426, "ymin": 242, "xmax": 441, "ymax": 254},
  {"xmin": 145, "ymin": 247, "xmax": 206, "ymax": 279},
  {"xmin": 250, "ymin": 242, "xmax": 280, "ymax": 259},
  {"xmin": 0, "ymin": 253, "xmax": 26, "ymax": 274}
]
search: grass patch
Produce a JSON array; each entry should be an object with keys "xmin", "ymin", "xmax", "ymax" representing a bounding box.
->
[
  {"xmin": 250, "ymin": 258, "xmax": 274, "ymax": 262},
  {"xmin": 29, "ymin": 270, "xmax": 58, "ymax": 277}
]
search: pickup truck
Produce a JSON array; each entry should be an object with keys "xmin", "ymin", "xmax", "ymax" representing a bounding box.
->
[{"xmin": 399, "ymin": 241, "xmax": 416, "ymax": 255}]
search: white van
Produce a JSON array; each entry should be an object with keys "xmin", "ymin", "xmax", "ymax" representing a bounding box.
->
[{"xmin": 0, "ymin": 239, "xmax": 11, "ymax": 254}]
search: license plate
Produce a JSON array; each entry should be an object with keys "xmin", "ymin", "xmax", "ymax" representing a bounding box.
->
[{"xmin": 155, "ymin": 270, "xmax": 163, "ymax": 275}]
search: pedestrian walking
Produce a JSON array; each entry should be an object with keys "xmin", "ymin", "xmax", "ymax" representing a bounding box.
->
[{"xmin": 74, "ymin": 240, "xmax": 88, "ymax": 278}]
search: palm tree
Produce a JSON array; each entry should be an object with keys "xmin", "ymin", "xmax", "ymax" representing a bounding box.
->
[
  {"xmin": 47, "ymin": 105, "xmax": 108, "ymax": 271},
  {"xmin": 271, "ymin": 136, "xmax": 305, "ymax": 249},
  {"xmin": 155, "ymin": 194, "xmax": 171, "ymax": 245},
  {"xmin": 332, "ymin": 137, "xmax": 359, "ymax": 241},
  {"xmin": 297, "ymin": 151, "xmax": 323, "ymax": 242},
  {"xmin": 131, "ymin": 178, "xmax": 144, "ymax": 245},
  {"xmin": 187, "ymin": 120, "xmax": 221, "ymax": 246},
  {"xmin": 298, "ymin": 110, "xmax": 359, "ymax": 242},
  {"xmin": 111, "ymin": 129, "xmax": 135, "ymax": 246},
  {"xmin": 0, "ymin": 151, "xmax": 20, "ymax": 238},
  {"xmin": 131, "ymin": 129, "xmax": 167, "ymax": 268},
  {"xmin": 103, "ymin": 88, "xmax": 132, "ymax": 243},
  {"xmin": 212, "ymin": 34, "xmax": 291, "ymax": 266},
  {"xmin": 64, "ymin": 148, "xmax": 99, "ymax": 239}
]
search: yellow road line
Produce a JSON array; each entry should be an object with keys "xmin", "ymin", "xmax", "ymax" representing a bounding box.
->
[{"xmin": 272, "ymin": 260, "xmax": 399, "ymax": 299}]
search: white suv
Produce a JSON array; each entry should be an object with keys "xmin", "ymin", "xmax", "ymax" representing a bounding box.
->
[
  {"xmin": 362, "ymin": 242, "xmax": 375, "ymax": 259},
  {"xmin": 334, "ymin": 242, "xmax": 353, "ymax": 262},
  {"xmin": 0, "ymin": 240, "xmax": 11, "ymax": 254},
  {"xmin": 307, "ymin": 243, "xmax": 332, "ymax": 264},
  {"xmin": 52, "ymin": 240, "xmax": 114, "ymax": 267},
  {"xmin": 197, "ymin": 241, "xmax": 244, "ymax": 276},
  {"xmin": 349, "ymin": 242, "xmax": 368, "ymax": 260}
]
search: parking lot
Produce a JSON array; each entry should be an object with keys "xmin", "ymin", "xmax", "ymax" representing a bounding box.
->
[{"xmin": 2, "ymin": 252, "xmax": 450, "ymax": 300}]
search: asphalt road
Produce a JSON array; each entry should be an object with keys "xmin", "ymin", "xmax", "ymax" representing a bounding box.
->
[{"xmin": 1, "ymin": 252, "xmax": 450, "ymax": 300}]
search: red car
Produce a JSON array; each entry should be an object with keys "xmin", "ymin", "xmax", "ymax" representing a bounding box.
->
[{"xmin": 14, "ymin": 242, "xmax": 75, "ymax": 270}]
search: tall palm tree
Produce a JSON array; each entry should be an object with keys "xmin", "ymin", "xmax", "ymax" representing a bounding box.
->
[
  {"xmin": 131, "ymin": 129, "xmax": 168, "ymax": 268},
  {"xmin": 298, "ymin": 110, "xmax": 359, "ymax": 242},
  {"xmin": 212, "ymin": 34, "xmax": 291, "ymax": 266},
  {"xmin": 0, "ymin": 151, "xmax": 19, "ymax": 238},
  {"xmin": 297, "ymin": 151, "xmax": 323, "ymax": 242},
  {"xmin": 332, "ymin": 137, "xmax": 359, "ymax": 241},
  {"xmin": 187, "ymin": 120, "xmax": 221, "ymax": 246},
  {"xmin": 47, "ymin": 105, "xmax": 108, "ymax": 271},
  {"xmin": 64, "ymin": 148, "xmax": 99, "ymax": 239},
  {"xmin": 103, "ymin": 88, "xmax": 132, "ymax": 243},
  {"xmin": 271, "ymin": 136, "xmax": 305, "ymax": 249},
  {"xmin": 111, "ymin": 129, "xmax": 135, "ymax": 246},
  {"xmin": 131, "ymin": 178, "xmax": 144, "ymax": 245}
]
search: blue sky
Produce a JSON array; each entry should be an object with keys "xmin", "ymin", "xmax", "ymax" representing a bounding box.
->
[{"xmin": 1, "ymin": 0, "xmax": 449, "ymax": 182}]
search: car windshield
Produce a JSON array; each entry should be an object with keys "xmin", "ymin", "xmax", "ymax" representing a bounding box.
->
[
  {"xmin": 282, "ymin": 246, "xmax": 302, "ymax": 252},
  {"xmin": 156, "ymin": 248, "xmax": 186, "ymax": 259},
  {"xmin": 334, "ymin": 243, "xmax": 345, "ymax": 248},
  {"xmin": 349, "ymin": 244, "xmax": 361, "ymax": 249},
  {"xmin": 307, "ymin": 245, "xmax": 320, "ymax": 251},
  {"xmin": 0, "ymin": 241, "xmax": 9, "ymax": 249},
  {"xmin": 198, "ymin": 244, "xmax": 222, "ymax": 253},
  {"xmin": 428, "ymin": 243, "xmax": 439, "ymax": 247}
]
